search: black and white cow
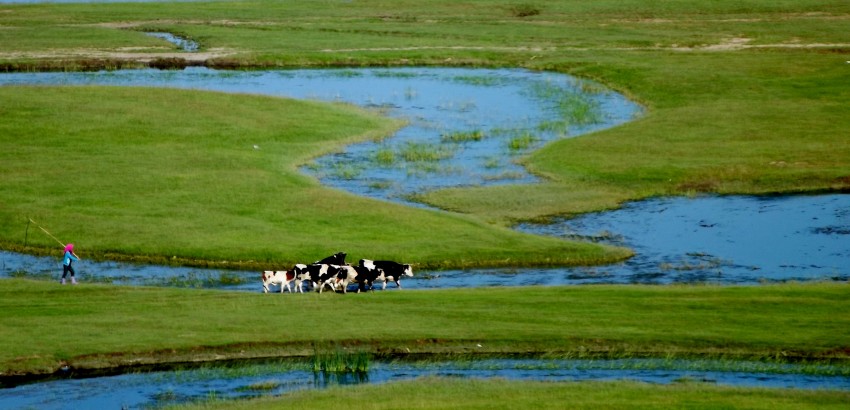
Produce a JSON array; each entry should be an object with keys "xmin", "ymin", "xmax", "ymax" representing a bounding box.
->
[
  {"xmin": 314, "ymin": 252, "xmax": 347, "ymax": 266},
  {"xmin": 332, "ymin": 265, "xmax": 363, "ymax": 294},
  {"xmin": 307, "ymin": 263, "xmax": 344, "ymax": 293},
  {"xmin": 290, "ymin": 264, "xmax": 312, "ymax": 293},
  {"xmin": 261, "ymin": 270, "xmax": 295, "ymax": 293},
  {"xmin": 363, "ymin": 259, "xmax": 413, "ymax": 290},
  {"xmin": 356, "ymin": 259, "xmax": 387, "ymax": 292}
]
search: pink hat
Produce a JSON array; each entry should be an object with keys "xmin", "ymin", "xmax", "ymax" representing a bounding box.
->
[{"xmin": 64, "ymin": 244, "xmax": 74, "ymax": 252}]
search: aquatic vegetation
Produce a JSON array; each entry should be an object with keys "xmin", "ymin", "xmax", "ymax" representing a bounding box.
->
[
  {"xmin": 526, "ymin": 80, "xmax": 603, "ymax": 126},
  {"xmin": 537, "ymin": 120, "xmax": 570, "ymax": 135},
  {"xmin": 483, "ymin": 157, "xmax": 501, "ymax": 169},
  {"xmin": 482, "ymin": 171, "xmax": 526, "ymax": 182},
  {"xmin": 506, "ymin": 132, "xmax": 539, "ymax": 151},
  {"xmin": 452, "ymin": 75, "xmax": 509, "ymax": 87},
  {"xmin": 399, "ymin": 142, "xmax": 456, "ymax": 162},
  {"xmin": 324, "ymin": 69, "xmax": 363, "ymax": 78},
  {"xmin": 373, "ymin": 148, "xmax": 396, "ymax": 166},
  {"xmin": 312, "ymin": 348, "xmax": 371, "ymax": 373},
  {"xmin": 238, "ymin": 380, "xmax": 284, "ymax": 392},
  {"xmin": 329, "ymin": 162, "xmax": 365, "ymax": 180},
  {"xmin": 441, "ymin": 130, "xmax": 485, "ymax": 143}
]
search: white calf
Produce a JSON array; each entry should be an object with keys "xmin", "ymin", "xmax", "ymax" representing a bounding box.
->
[{"xmin": 261, "ymin": 270, "xmax": 295, "ymax": 293}]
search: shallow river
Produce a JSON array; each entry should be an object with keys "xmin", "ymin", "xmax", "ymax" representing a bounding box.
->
[
  {"xmin": 1, "ymin": 67, "xmax": 848, "ymax": 404},
  {"xmin": 1, "ymin": 68, "xmax": 847, "ymax": 287},
  {"xmin": 2, "ymin": 358, "xmax": 849, "ymax": 409}
]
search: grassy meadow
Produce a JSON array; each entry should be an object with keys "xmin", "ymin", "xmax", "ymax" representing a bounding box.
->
[
  {"xmin": 0, "ymin": 279, "xmax": 847, "ymax": 375},
  {"xmin": 0, "ymin": 0, "xmax": 846, "ymax": 259},
  {"xmin": 0, "ymin": 85, "xmax": 626, "ymax": 268},
  {"xmin": 0, "ymin": 0, "xmax": 847, "ymax": 260},
  {"xmin": 172, "ymin": 378, "xmax": 850, "ymax": 410}
]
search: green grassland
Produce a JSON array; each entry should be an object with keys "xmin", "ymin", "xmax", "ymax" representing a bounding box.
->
[
  {"xmin": 173, "ymin": 378, "xmax": 850, "ymax": 410},
  {"xmin": 1, "ymin": 1, "xmax": 849, "ymax": 404},
  {"xmin": 0, "ymin": 85, "xmax": 626, "ymax": 268},
  {"xmin": 0, "ymin": 0, "xmax": 846, "ymax": 258},
  {"xmin": 1, "ymin": 280, "xmax": 847, "ymax": 375}
]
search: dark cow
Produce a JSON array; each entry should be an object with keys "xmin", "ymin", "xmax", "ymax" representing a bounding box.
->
[
  {"xmin": 365, "ymin": 259, "xmax": 413, "ymax": 290},
  {"xmin": 356, "ymin": 259, "xmax": 387, "ymax": 292},
  {"xmin": 314, "ymin": 252, "xmax": 347, "ymax": 266}
]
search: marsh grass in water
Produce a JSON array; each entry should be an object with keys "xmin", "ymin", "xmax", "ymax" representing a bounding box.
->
[
  {"xmin": 373, "ymin": 147, "xmax": 396, "ymax": 165},
  {"xmin": 328, "ymin": 162, "xmax": 364, "ymax": 180},
  {"xmin": 507, "ymin": 132, "xmax": 539, "ymax": 152},
  {"xmin": 441, "ymin": 130, "xmax": 485, "ymax": 143},
  {"xmin": 312, "ymin": 348, "xmax": 370, "ymax": 373},
  {"xmin": 526, "ymin": 81, "xmax": 603, "ymax": 126},
  {"xmin": 399, "ymin": 142, "xmax": 456, "ymax": 162}
]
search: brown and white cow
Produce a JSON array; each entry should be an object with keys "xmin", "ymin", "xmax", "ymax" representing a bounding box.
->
[{"xmin": 261, "ymin": 270, "xmax": 295, "ymax": 293}]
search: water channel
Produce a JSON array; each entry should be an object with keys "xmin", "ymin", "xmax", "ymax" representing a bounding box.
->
[
  {"xmin": 2, "ymin": 67, "xmax": 848, "ymax": 405},
  {"xmin": 1, "ymin": 68, "xmax": 847, "ymax": 288},
  {"xmin": 3, "ymin": 358, "xmax": 849, "ymax": 409}
]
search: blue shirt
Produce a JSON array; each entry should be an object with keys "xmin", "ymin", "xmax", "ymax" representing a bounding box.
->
[{"xmin": 63, "ymin": 251, "xmax": 79, "ymax": 266}]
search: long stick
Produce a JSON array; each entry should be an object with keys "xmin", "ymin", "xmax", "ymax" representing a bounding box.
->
[{"xmin": 28, "ymin": 218, "xmax": 68, "ymax": 247}]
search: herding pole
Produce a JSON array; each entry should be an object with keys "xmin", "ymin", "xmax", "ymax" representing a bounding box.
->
[{"xmin": 28, "ymin": 218, "xmax": 69, "ymax": 248}]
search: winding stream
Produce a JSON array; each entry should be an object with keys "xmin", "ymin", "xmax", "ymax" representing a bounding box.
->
[
  {"xmin": 1, "ymin": 68, "xmax": 848, "ymax": 405},
  {"xmin": 2, "ymin": 358, "xmax": 849, "ymax": 409},
  {"xmin": 1, "ymin": 68, "xmax": 846, "ymax": 287}
]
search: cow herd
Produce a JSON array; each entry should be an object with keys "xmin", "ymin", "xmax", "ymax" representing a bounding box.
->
[{"xmin": 261, "ymin": 252, "xmax": 414, "ymax": 294}]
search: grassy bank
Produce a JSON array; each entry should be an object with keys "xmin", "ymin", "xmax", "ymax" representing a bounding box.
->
[
  {"xmin": 0, "ymin": 85, "xmax": 628, "ymax": 268},
  {"xmin": 0, "ymin": 0, "xmax": 846, "ymax": 235},
  {"xmin": 1, "ymin": 280, "xmax": 847, "ymax": 375},
  {"xmin": 172, "ymin": 378, "xmax": 850, "ymax": 410}
]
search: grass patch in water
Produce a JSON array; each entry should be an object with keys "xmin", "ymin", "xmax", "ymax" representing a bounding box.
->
[
  {"xmin": 399, "ymin": 142, "xmax": 456, "ymax": 162},
  {"xmin": 327, "ymin": 162, "xmax": 364, "ymax": 180},
  {"xmin": 373, "ymin": 147, "xmax": 396, "ymax": 165},
  {"xmin": 441, "ymin": 130, "xmax": 485, "ymax": 143},
  {"xmin": 452, "ymin": 75, "xmax": 509, "ymax": 87},
  {"xmin": 237, "ymin": 380, "xmax": 283, "ymax": 392},
  {"xmin": 312, "ymin": 347, "xmax": 370, "ymax": 373},
  {"xmin": 506, "ymin": 132, "xmax": 539, "ymax": 152}
]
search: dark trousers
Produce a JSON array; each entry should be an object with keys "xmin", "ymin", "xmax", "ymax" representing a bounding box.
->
[{"xmin": 62, "ymin": 263, "xmax": 75, "ymax": 278}]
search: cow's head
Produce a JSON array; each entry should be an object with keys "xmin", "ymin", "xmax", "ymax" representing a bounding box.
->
[
  {"xmin": 403, "ymin": 264, "xmax": 413, "ymax": 277},
  {"xmin": 261, "ymin": 270, "xmax": 274, "ymax": 292}
]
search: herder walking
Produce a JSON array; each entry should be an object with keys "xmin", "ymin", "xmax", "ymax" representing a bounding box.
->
[{"xmin": 61, "ymin": 243, "xmax": 80, "ymax": 285}]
